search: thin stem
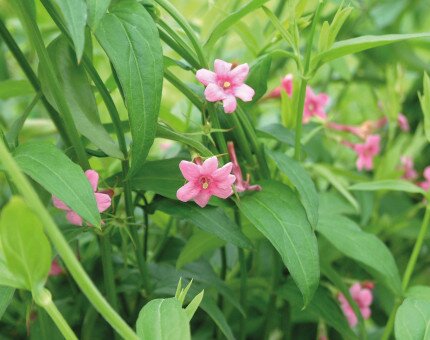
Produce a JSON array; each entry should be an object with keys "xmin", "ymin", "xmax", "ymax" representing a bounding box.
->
[
  {"xmin": 99, "ymin": 232, "xmax": 119, "ymax": 311},
  {"xmin": 263, "ymin": 250, "xmax": 282, "ymax": 339},
  {"xmin": 235, "ymin": 209, "xmax": 247, "ymax": 340},
  {"xmin": 0, "ymin": 138, "xmax": 138, "ymax": 340},
  {"xmin": 294, "ymin": 1, "xmax": 323, "ymax": 161}
]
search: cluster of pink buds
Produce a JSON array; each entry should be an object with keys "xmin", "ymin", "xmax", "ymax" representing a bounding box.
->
[{"xmin": 338, "ymin": 282, "xmax": 374, "ymax": 327}]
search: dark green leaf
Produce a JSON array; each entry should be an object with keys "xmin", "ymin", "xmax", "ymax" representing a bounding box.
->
[
  {"xmin": 237, "ymin": 180, "xmax": 319, "ymax": 305},
  {"xmin": 13, "ymin": 142, "xmax": 101, "ymax": 227},
  {"xmin": 257, "ymin": 123, "xmax": 296, "ymax": 147},
  {"xmin": 245, "ymin": 55, "xmax": 272, "ymax": 103},
  {"xmin": 86, "ymin": 0, "xmax": 111, "ymax": 29},
  {"xmin": 0, "ymin": 79, "xmax": 34, "ymax": 99},
  {"xmin": 96, "ymin": 0, "xmax": 163, "ymax": 177},
  {"xmin": 268, "ymin": 150, "xmax": 319, "ymax": 228}
]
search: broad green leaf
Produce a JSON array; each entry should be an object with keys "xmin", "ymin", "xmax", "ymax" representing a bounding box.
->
[
  {"xmin": 86, "ymin": 0, "xmax": 111, "ymax": 29},
  {"xmin": 237, "ymin": 180, "xmax": 319, "ymax": 305},
  {"xmin": 349, "ymin": 180, "xmax": 425, "ymax": 195},
  {"xmin": 268, "ymin": 150, "xmax": 319, "ymax": 228},
  {"xmin": 0, "ymin": 197, "xmax": 51, "ymax": 290},
  {"xmin": 313, "ymin": 32, "xmax": 430, "ymax": 66},
  {"xmin": 185, "ymin": 290, "xmax": 204, "ymax": 321},
  {"xmin": 52, "ymin": 0, "xmax": 87, "ymax": 61},
  {"xmin": 13, "ymin": 142, "xmax": 101, "ymax": 227},
  {"xmin": 0, "ymin": 256, "xmax": 24, "ymax": 289},
  {"xmin": 96, "ymin": 0, "xmax": 163, "ymax": 178},
  {"xmin": 407, "ymin": 286, "xmax": 430, "ymax": 300},
  {"xmin": 0, "ymin": 286, "xmax": 14, "ymax": 320},
  {"xmin": 395, "ymin": 298, "xmax": 430, "ymax": 340},
  {"xmin": 279, "ymin": 280, "xmax": 357, "ymax": 339},
  {"xmin": 177, "ymin": 230, "xmax": 225, "ymax": 268},
  {"xmin": 0, "ymin": 79, "xmax": 34, "ymax": 99},
  {"xmin": 317, "ymin": 213, "xmax": 402, "ymax": 295},
  {"xmin": 41, "ymin": 36, "xmax": 123, "ymax": 159},
  {"xmin": 419, "ymin": 73, "xmax": 430, "ymax": 143},
  {"xmin": 157, "ymin": 199, "xmax": 251, "ymax": 248},
  {"xmin": 136, "ymin": 298, "xmax": 190, "ymax": 340},
  {"xmin": 205, "ymin": 0, "xmax": 270, "ymax": 48},
  {"xmin": 257, "ymin": 123, "xmax": 296, "ymax": 147},
  {"xmin": 245, "ymin": 55, "xmax": 272, "ymax": 103}
]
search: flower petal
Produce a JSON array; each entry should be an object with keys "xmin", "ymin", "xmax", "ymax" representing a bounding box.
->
[
  {"xmin": 52, "ymin": 196, "xmax": 69, "ymax": 211},
  {"xmin": 196, "ymin": 69, "xmax": 216, "ymax": 86},
  {"xmin": 95, "ymin": 193, "xmax": 111, "ymax": 213},
  {"xmin": 214, "ymin": 59, "xmax": 232, "ymax": 77},
  {"xmin": 177, "ymin": 182, "xmax": 201, "ymax": 202},
  {"xmin": 229, "ymin": 63, "xmax": 249, "ymax": 84},
  {"xmin": 66, "ymin": 211, "xmax": 83, "ymax": 226},
  {"xmin": 201, "ymin": 156, "xmax": 218, "ymax": 175},
  {"xmin": 223, "ymin": 95, "xmax": 237, "ymax": 113},
  {"xmin": 212, "ymin": 162, "xmax": 233, "ymax": 180},
  {"xmin": 179, "ymin": 160, "xmax": 201, "ymax": 181},
  {"xmin": 85, "ymin": 170, "xmax": 99, "ymax": 192},
  {"xmin": 204, "ymin": 83, "xmax": 226, "ymax": 102},
  {"xmin": 193, "ymin": 191, "xmax": 212, "ymax": 208},
  {"xmin": 233, "ymin": 84, "xmax": 255, "ymax": 102},
  {"xmin": 211, "ymin": 186, "xmax": 233, "ymax": 199}
]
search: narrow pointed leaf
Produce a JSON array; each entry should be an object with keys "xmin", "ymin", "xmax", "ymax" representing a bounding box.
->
[
  {"xmin": 349, "ymin": 180, "xmax": 425, "ymax": 195},
  {"xmin": 185, "ymin": 290, "xmax": 204, "ymax": 321}
]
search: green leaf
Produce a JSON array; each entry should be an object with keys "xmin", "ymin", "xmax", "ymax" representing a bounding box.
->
[
  {"xmin": 327, "ymin": 6, "xmax": 353, "ymax": 48},
  {"xmin": 199, "ymin": 298, "xmax": 235, "ymax": 340},
  {"xmin": 313, "ymin": 33, "xmax": 430, "ymax": 66},
  {"xmin": 257, "ymin": 123, "xmax": 296, "ymax": 147},
  {"xmin": 349, "ymin": 180, "xmax": 425, "ymax": 195},
  {"xmin": 40, "ymin": 35, "xmax": 123, "ymax": 159},
  {"xmin": 156, "ymin": 199, "xmax": 251, "ymax": 249},
  {"xmin": 406, "ymin": 286, "xmax": 430, "ymax": 300},
  {"xmin": 86, "ymin": 0, "xmax": 111, "ymax": 29},
  {"xmin": 237, "ymin": 180, "xmax": 319, "ymax": 305},
  {"xmin": 136, "ymin": 298, "xmax": 190, "ymax": 340},
  {"xmin": 419, "ymin": 73, "xmax": 430, "ymax": 143},
  {"xmin": 245, "ymin": 55, "xmax": 272, "ymax": 103},
  {"xmin": 317, "ymin": 213, "xmax": 402, "ymax": 295},
  {"xmin": 52, "ymin": 0, "xmax": 87, "ymax": 61},
  {"xmin": 268, "ymin": 150, "xmax": 319, "ymax": 228},
  {"xmin": 0, "ymin": 197, "xmax": 51, "ymax": 291},
  {"xmin": 395, "ymin": 298, "xmax": 430, "ymax": 340},
  {"xmin": 0, "ymin": 256, "xmax": 24, "ymax": 289},
  {"xmin": 13, "ymin": 142, "xmax": 101, "ymax": 227},
  {"xmin": 205, "ymin": 0, "xmax": 270, "ymax": 49},
  {"xmin": 96, "ymin": 0, "xmax": 163, "ymax": 178},
  {"xmin": 0, "ymin": 286, "xmax": 14, "ymax": 320},
  {"xmin": 185, "ymin": 290, "xmax": 204, "ymax": 321},
  {"xmin": 177, "ymin": 230, "xmax": 225, "ymax": 269},
  {"xmin": 0, "ymin": 79, "xmax": 34, "ymax": 99}
]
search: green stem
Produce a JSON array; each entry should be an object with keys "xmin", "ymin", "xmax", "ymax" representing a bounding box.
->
[
  {"xmin": 235, "ymin": 209, "xmax": 247, "ymax": 340},
  {"xmin": 263, "ymin": 250, "xmax": 282, "ymax": 339},
  {"xmin": 99, "ymin": 232, "xmax": 119, "ymax": 311},
  {"xmin": 0, "ymin": 139, "xmax": 138, "ymax": 340},
  {"xmin": 294, "ymin": 1, "xmax": 323, "ymax": 161},
  {"xmin": 14, "ymin": 0, "xmax": 89, "ymax": 169},
  {"xmin": 380, "ymin": 300, "xmax": 401, "ymax": 340}
]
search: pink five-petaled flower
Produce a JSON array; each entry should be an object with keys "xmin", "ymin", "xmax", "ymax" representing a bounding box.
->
[
  {"xmin": 400, "ymin": 156, "xmax": 418, "ymax": 180},
  {"xmin": 419, "ymin": 166, "xmax": 430, "ymax": 191},
  {"xmin": 267, "ymin": 74, "xmax": 293, "ymax": 99},
  {"xmin": 303, "ymin": 86, "xmax": 330, "ymax": 123},
  {"xmin": 52, "ymin": 170, "xmax": 112, "ymax": 226},
  {"xmin": 177, "ymin": 156, "xmax": 236, "ymax": 208},
  {"xmin": 227, "ymin": 142, "xmax": 261, "ymax": 192},
  {"xmin": 196, "ymin": 59, "xmax": 255, "ymax": 114},
  {"xmin": 353, "ymin": 135, "xmax": 381, "ymax": 171},
  {"xmin": 338, "ymin": 282, "xmax": 374, "ymax": 327}
]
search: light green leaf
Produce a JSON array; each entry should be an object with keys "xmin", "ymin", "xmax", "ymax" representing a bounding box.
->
[
  {"xmin": 96, "ymin": 0, "xmax": 163, "ymax": 177},
  {"xmin": 13, "ymin": 142, "xmax": 101, "ymax": 227},
  {"xmin": 406, "ymin": 286, "xmax": 430, "ymax": 300},
  {"xmin": 237, "ymin": 180, "xmax": 319, "ymax": 306},
  {"xmin": 185, "ymin": 290, "xmax": 204, "ymax": 321},
  {"xmin": 0, "ymin": 197, "xmax": 51, "ymax": 290},
  {"xmin": 0, "ymin": 79, "xmax": 34, "ymax": 99},
  {"xmin": 313, "ymin": 32, "xmax": 430, "ymax": 67},
  {"xmin": 327, "ymin": 6, "xmax": 353, "ymax": 48},
  {"xmin": 157, "ymin": 199, "xmax": 251, "ymax": 249},
  {"xmin": 419, "ymin": 73, "xmax": 430, "ymax": 143},
  {"xmin": 0, "ymin": 286, "xmax": 14, "ymax": 320},
  {"xmin": 205, "ymin": 0, "xmax": 270, "ymax": 49},
  {"xmin": 257, "ymin": 123, "xmax": 296, "ymax": 147},
  {"xmin": 268, "ymin": 150, "xmax": 319, "ymax": 228},
  {"xmin": 136, "ymin": 298, "xmax": 190, "ymax": 340},
  {"xmin": 395, "ymin": 298, "xmax": 430, "ymax": 340},
  {"xmin": 349, "ymin": 180, "xmax": 425, "ymax": 195},
  {"xmin": 40, "ymin": 35, "xmax": 123, "ymax": 159},
  {"xmin": 86, "ymin": 0, "xmax": 111, "ymax": 29},
  {"xmin": 52, "ymin": 0, "xmax": 87, "ymax": 61},
  {"xmin": 317, "ymin": 213, "xmax": 402, "ymax": 295}
]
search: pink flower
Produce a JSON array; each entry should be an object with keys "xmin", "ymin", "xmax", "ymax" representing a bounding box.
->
[
  {"xmin": 398, "ymin": 113, "xmax": 410, "ymax": 132},
  {"xmin": 419, "ymin": 167, "xmax": 430, "ymax": 191},
  {"xmin": 267, "ymin": 74, "xmax": 293, "ymax": 99},
  {"xmin": 400, "ymin": 156, "xmax": 418, "ymax": 180},
  {"xmin": 177, "ymin": 156, "xmax": 236, "ymax": 208},
  {"xmin": 353, "ymin": 135, "xmax": 381, "ymax": 171},
  {"xmin": 227, "ymin": 142, "xmax": 261, "ymax": 192},
  {"xmin": 196, "ymin": 59, "xmax": 255, "ymax": 113},
  {"xmin": 49, "ymin": 259, "xmax": 63, "ymax": 277},
  {"xmin": 52, "ymin": 170, "xmax": 112, "ymax": 226},
  {"xmin": 303, "ymin": 87, "xmax": 330, "ymax": 123},
  {"xmin": 338, "ymin": 282, "xmax": 373, "ymax": 327}
]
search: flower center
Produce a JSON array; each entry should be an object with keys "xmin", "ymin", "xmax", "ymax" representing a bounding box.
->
[
  {"xmin": 199, "ymin": 176, "xmax": 211, "ymax": 189},
  {"xmin": 223, "ymin": 81, "xmax": 231, "ymax": 89}
]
